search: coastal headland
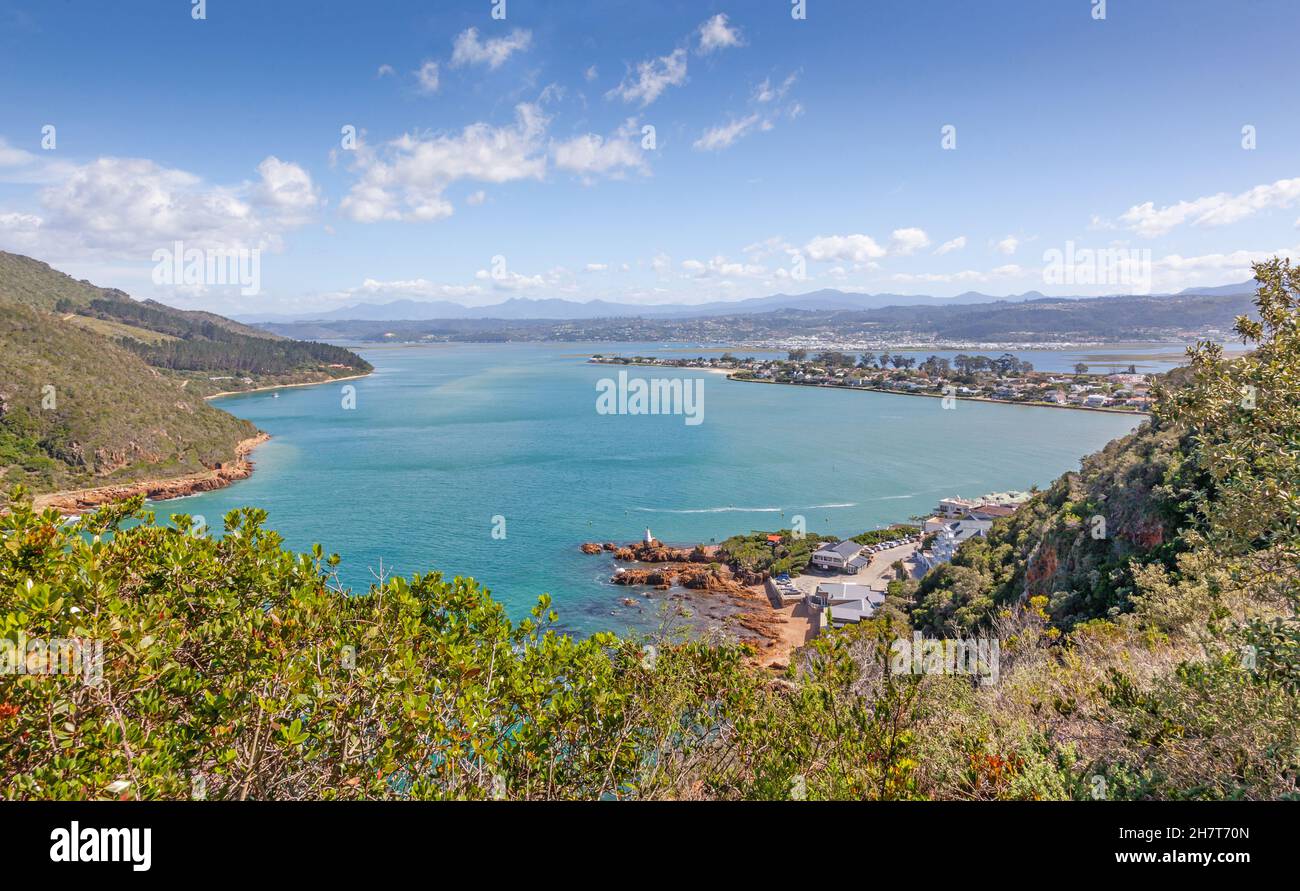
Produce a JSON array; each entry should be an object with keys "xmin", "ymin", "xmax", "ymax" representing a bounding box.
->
[
  {"xmin": 33, "ymin": 433, "xmax": 271, "ymax": 514},
  {"xmin": 27, "ymin": 370, "xmax": 374, "ymax": 515}
]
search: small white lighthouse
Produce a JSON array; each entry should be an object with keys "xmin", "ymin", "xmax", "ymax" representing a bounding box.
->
[{"xmin": 644, "ymin": 528, "xmax": 654, "ymax": 544}]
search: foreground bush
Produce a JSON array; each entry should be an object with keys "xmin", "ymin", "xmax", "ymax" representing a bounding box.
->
[{"xmin": 0, "ymin": 498, "xmax": 763, "ymax": 800}]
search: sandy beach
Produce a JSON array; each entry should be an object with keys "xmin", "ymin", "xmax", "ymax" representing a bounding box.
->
[{"xmin": 205, "ymin": 372, "xmax": 370, "ymax": 400}]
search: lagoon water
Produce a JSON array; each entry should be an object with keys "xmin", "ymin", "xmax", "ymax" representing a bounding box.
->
[{"xmin": 173, "ymin": 342, "xmax": 1142, "ymax": 635}]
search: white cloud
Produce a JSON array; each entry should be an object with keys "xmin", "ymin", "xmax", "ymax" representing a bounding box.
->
[
  {"xmin": 755, "ymin": 73, "xmax": 798, "ymax": 103},
  {"xmin": 742, "ymin": 236, "xmax": 796, "ymax": 260},
  {"xmin": 376, "ymin": 64, "xmax": 395, "ymax": 78},
  {"xmin": 354, "ymin": 277, "xmax": 483, "ymax": 300},
  {"xmin": 0, "ymin": 137, "xmax": 75, "ymax": 185},
  {"xmin": 934, "ymin": 235, "xmax": 967, "ymax": 255},
  {"xmin": 801, "ymin": 229, "xmax": 933, "ymax": 266},
  {"xmin": 889, "ymin": 227, "xmax": 931, "ymax": 256},
  {"xmin": 552, "ymin": 119, "xmax": 649, "ymax": 179},
  {"xmin": 415, "ymin": 60, "xmax": 440, "ymax": 94},
  {"xmin": 251, "ymin": 157, "xmax": 323, "ymax": 222},
  {"xmin": 0, "ymin": 211, "xmax": 41, "ymax": 229},
  {"xmin": 695, "ymin": 73, "xmax": 800, "ymax": 152},
  {"xmin": 465, "ymin": 190, "xmax": 487, "ymax": 206},
  {"xmin": 885, "ymin": 243, "xmax": 1297, "ymax": 295},
  {"xmin": 995, "ymin": 235, "xmax": 1019, "ymax": 255},
  {"xmin": 651, "ymin": 252, "xmax": 672, "ymax": 275},
  {"xmin": 1153, "ymin": 246, "xmax": 1296, "ymax": 282},
  {"xmin": 1118, "ymin": 176, "xmax": 1300, "ymax": 237},
  {"xmin": 0, "ymin": 137, "xmax": 38, "ymax": 168},
  {"xmin": 697, "ymin": 13, "xmax": 744, "ymax": 53},
  {"xmin": 340, "ymin": 104, "xmax": 548, "ymax": 223},
  {"xmin": 681, "ymin": 255, "xmax": 767, "ymax": 280},
  {"xmin": 450, "ymin": 27, "xmax": 532, "ymax": 70},
  {"xmin": 804, "ymin": 234, "xmax": 887, "ymax": 263},
  {"xmin": 584, "ymin": 263, "xmax": 608, "ymax": 273},
  {"xmin": 474, "ymin": 267, "xmax": 549, "ymax": 291},
  {"xmin": 585, "ymin": 65, "xmax": 599, "ymax": 82},
  {"xmin": 693, "ymin": 114, "xmax": 761, "ymax": 152},
  {"xmin": 608, "ymin": 48, "xmax": 687, "ymax": 107},
  {"xmin": 0, "ymin": 154, "xmax": 320, "ymax": 260}
]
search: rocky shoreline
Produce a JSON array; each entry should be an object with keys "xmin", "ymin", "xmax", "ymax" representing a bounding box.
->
[
  {"xmin": 580, "ymin": 536, "xmax": 798, "ymax": 667},
  {"xmin": 32, "ymin": 433, "xmax": 271, "ymax": 514}
]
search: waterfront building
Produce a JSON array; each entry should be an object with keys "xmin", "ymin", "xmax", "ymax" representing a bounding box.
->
[{"xmin": 810, "ymin": 540, "xmax": 866, "ymax": 573}]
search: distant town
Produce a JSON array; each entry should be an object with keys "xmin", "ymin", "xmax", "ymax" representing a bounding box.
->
[{"xmin": 591, "ymin": 350, "xmax": 1155, "ymax": 413}]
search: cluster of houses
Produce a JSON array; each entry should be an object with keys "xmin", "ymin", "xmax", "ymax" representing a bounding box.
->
[
  {"xmin": 917, "ymin": 491, "xmax": 1032, "ymax": 571},
  {"xmin": 769, "ymin": 532, "xmax": 923, "ymax": 628},
  {"xmin": 593, "ymin": 354, "xmax": 1154, "ymax": 412},
  {"xmin": 776, "ymin": 491, "xmax": 1032, "ymax": 628},
  {"xmin": 1038, "ymin": 373, "xmax": 1152, "ymax": 409},
  {"xmin": 809, "ymin": 532, "xmax": 921, "ymax": 574}
]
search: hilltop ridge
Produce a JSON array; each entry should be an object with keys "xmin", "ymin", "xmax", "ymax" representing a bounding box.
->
[{"xmin": 0, "ymin": 251, "xmax": 370, "ymax": 495}]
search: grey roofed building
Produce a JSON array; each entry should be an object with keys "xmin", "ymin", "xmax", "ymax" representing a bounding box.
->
[
  {"xmin": 816, "ymin": 582, "xmax": 886, "ymax": 607},
  {"xmin": 948, "ymin": 519, "xmax": 993, "ymax": 541},
  {"xmin": 827, "ymin": 595, "xmax": 884, "ymax": 625},
  {"xmin": 810, "ymin": 539, "xmax": 865, "ymax": 571}
]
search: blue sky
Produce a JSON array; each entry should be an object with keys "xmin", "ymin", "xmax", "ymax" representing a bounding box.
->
[{"xmin": 1, "ymin": 0, "xmax": 1297, "ymax": 315}]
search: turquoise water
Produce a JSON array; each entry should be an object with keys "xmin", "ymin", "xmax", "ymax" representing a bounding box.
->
[{"xmin": 168, "ymin": 342, "xmax": 1142, "ymax": 635}]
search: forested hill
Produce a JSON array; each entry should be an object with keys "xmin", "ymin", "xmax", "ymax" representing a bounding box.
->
[{"xmin": 0, "ymin": 251, "xmax": 370, "ymax": 494}]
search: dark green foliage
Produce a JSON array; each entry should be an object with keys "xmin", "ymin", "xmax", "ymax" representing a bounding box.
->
[
  {"xmin": 0, "ymin": 497, "xmax": 761, "ymax": 800},
  {"xmin": 909, "ymin": 415, "xmax": 1200, "ymax": 635},
  {"xmin": 84, "ymin": 299, "xmax": 371, "ymax": 375},
  {"xmin": 718, "ymin": 529, "xmax": 836, "ymax": 577}
]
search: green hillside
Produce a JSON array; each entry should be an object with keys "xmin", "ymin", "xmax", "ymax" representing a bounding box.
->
[
  {"xmin": 0, "ymin": 251, "xmax": 371, "ymax": 493},
  {"xmin": 0, "ymin": 251, "xmax": 132, "ymax": 311},
  {"xmin": 0, "ymin": 302, "xmax": 258, "ymax": 491}
]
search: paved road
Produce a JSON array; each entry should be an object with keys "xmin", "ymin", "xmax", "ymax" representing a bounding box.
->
[{"xmin": 791, "ymin": 541, "xmax": 922, "ymax": 597}]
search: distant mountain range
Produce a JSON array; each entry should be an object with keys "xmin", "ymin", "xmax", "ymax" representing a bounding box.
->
[{"xmin": 236, "ymin": 282, "xmax": 1257, "ymax": 324}]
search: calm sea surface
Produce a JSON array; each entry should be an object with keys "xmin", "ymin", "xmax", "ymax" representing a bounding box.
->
[{"xmin": 169, "ymin": 342, "xmax": 1144, "ymax": 635}]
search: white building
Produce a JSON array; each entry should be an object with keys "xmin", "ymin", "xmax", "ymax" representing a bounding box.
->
[
  {"xmin": 810, "ymin": 540, "xmax": 867, "ymax": 573},
  {"xmin": 918, "ymin": 519, "xmax": 993, "ymax": 572},
  {"xmin": 936, "ymin": 497, "xmax": 979, "ymax": 517}
]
